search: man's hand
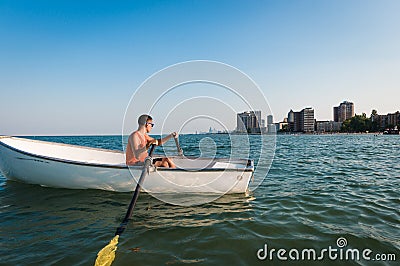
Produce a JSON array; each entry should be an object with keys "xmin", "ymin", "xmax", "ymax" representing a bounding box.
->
[{"xmin": 146, "ymin": 139, "xmax": 158, "ymax": 149}]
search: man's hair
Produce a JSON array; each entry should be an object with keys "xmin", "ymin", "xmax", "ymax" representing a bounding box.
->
[{"xmin": 138, "ymin": 114, "xmax": 153, "ymax": 126}]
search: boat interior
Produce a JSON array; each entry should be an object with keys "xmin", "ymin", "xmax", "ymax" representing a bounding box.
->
[{"xmin": 0, "ymin": 137, "xmax": 252, "ymax": 170}]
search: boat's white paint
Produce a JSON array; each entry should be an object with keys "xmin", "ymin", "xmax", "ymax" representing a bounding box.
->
[{"xmin": 0, "ymin": 136, "xmax": 253, "ymax": 193}]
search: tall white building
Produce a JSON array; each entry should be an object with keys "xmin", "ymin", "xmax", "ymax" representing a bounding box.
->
[{"xmin": 267, "ymin": 115, "xmax": 275, "ymax": 133}]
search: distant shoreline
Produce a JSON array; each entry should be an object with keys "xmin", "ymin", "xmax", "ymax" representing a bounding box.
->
[
  {"xmin": 199, "ymin": 132, "xmax": 398, "ymax": 136},
  {"xmin": 3, "ymin": 132, "xmax": 399, "ymax": 138}
]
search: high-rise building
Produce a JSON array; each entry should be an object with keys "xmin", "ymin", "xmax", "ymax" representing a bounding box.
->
[
  {"xmin": 254, "ymin": 111, "xmax": 262, "ymax": 128},
  {"xmin": 266, "ymin": 115, "xmax": 275, "ymax": 133},
  {"xmin": 301, "ymin": 108, "xmax": 315, "ymax": 133},
  {"xmin": 287, "ymin": 108, "xmax": 315, "ymax": 133},
  {"xmin": 267, "ymin": 115, "xmax": 273, "ymax": 125},
  {"xmin": 334, "ymin": 101, "xmax": 354, "ymax": 122},
  {"xmin": 288, "ymin": 110, "xmax": 301, "ymax": 132},
  {"xmin": 333, "ymin": 107, "xmax": 339, "ymax": 122},
  {"xmin": 237, "ymin": 111, "xmax": 262, "ymax": 133}
]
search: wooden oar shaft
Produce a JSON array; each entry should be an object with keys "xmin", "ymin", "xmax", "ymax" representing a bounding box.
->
[
  {"xmin": 95, "ymin": 145, "xmax": 157, "ymax": 266},
  {"xmin": 114, "ymin": 145, "xmax": 155, "ymax": 236},
  {"xmin": 174, "ymin": 137, "xmax": 183, "ymax": 156}
]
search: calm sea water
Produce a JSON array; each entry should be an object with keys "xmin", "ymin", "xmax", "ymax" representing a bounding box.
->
[{"xmin": 0, "ymin": 135, "xmax": 399, "ymax": 265}]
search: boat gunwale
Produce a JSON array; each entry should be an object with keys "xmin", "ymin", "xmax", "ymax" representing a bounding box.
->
[
  {"xmin": 1, "ymin": 136, "xmax": 124, "ymax": 154},
  {"xmin": 0, "ymin": 137, "xmax": 254, "ymax": 172}
]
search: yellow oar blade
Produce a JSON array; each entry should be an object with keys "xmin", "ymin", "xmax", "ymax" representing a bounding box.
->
[{"xmin": 95, "ymin": 235, "xmax": 119, "ymax": 266}]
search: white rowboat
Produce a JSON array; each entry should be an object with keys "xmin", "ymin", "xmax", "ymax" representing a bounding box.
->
[{"xmin": 0, "ymin": 136, "xmax": 254, "ymax": 193}]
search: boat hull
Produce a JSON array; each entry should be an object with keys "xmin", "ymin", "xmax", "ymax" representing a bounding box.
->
[{"xmin": 0, "ymin": 137, "xmax": 253, "ymax": 194}]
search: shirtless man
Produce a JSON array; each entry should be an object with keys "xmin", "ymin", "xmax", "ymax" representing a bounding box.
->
[{"xmin": 126, "ymin": 114, "xmax": 176, "ymax": 168}]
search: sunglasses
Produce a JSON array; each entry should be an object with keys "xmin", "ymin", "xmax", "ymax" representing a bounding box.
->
[{"xmin": 146, "ymin": 123, "xmax": 155, "ymax": 128}]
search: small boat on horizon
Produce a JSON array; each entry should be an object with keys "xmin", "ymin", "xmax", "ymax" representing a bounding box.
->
[
  {"xmin": 0, "ymin": 136, "xmax": 254, "ymax": 194},
  {"xmin": 383, "ymin": 129, "xmax": 400, "ymax": 135}
]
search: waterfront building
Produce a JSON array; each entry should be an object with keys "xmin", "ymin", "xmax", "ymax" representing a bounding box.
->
[
  {"xmin": 287, "ymin": 108, "xmax": 315, "ymax": 133},
  {"xmin": 237, "ymin": 111, "xmax": 263, "ymax": 133},
  {"xmin": 372, "ymin": 111, "xmax": 400, "ymax": 130},
  {"xmin": 266, "ymin": 115, "xmax": 275, "ymax": 133},
  {"xmin": 316, "ymin": 121, "xmax": 342, "ymax": 133},
  {"xmin": 275, "ymin": 121, "xmax": 287, "ymax": 132},
  {"xmin": 333, "ymin": 107, "xmax": 339, "ymax": 122},
  {"xmin": 334, "ymin": 101, "xmax": 354, "ymax": 122},
  {"xmin": 301, "ymin": 108, "xmax": 315, "ymax": 133},
  {"xmin": 267, "ymin": 115, "xmax": 273, "ymax": 125},
  {"xmin": 267, "ymin": 124, "xmax": 276, "ymax": 133},
  {"xmin": 371, "ymin": 114, "xmax": 388, "ymax": 129},
  {"xmin": 387, "ymin": 111, "xmax": 400, "ymax": 127},
  {"xmin": 288, "ymin": 110, "xmax": 300, "ymax": 132}
]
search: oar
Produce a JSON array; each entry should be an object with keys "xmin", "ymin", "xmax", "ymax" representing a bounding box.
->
[
  {"xmin": 173, "ymin": 135, "xmax": 183, "ymax": 157},
  {"xmin": 95, "ymin": 144, "xmax": 156, "ymax": 266}
]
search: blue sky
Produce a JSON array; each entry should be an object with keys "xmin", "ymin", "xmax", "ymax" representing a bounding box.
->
[{"xmin": 1, "ymin": 0, "xmax": 399, "ymax": 135}]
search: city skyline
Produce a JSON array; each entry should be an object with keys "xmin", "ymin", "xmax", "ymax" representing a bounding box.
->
[
  {"xmin": 236, "ymin": 103, "xmax": 399, "ymax": 134},
  {"xmin": 184, "ymin": 101, "xmax": 399, "ymax": 133},
  {"xmin": 1, "ymin": 1, "xmax": 399, "ymax": 135},
  {"xmin": 250, "ymin": 100, "xmax": 397, "ymax": 125}
]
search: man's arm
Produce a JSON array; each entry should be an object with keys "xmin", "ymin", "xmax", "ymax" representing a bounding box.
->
[
  {"xmin": 145, "ymin": 135, "xmax": 157, "ymax": 149},
  {"xmin": 158, "ymin": 132, "xmax": 177, "ymax": 145}
]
